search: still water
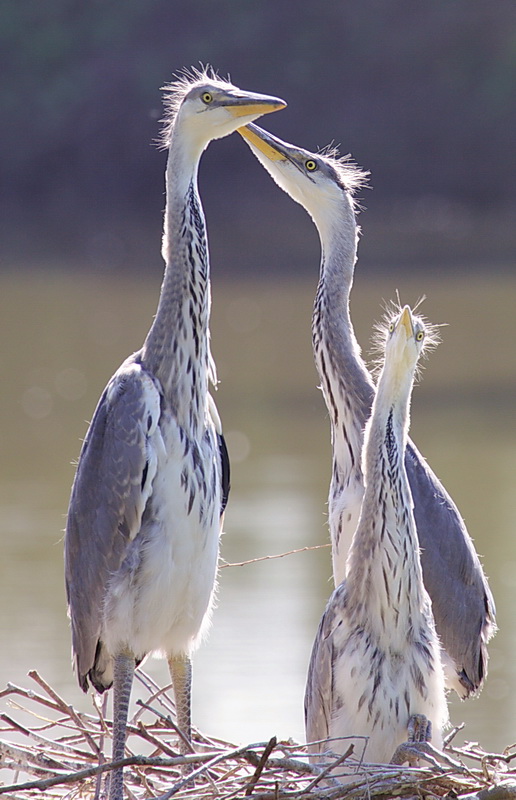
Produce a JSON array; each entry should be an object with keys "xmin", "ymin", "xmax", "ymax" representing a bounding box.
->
[{"xmin": 0, "ymin": 269, "xmax": 514, "ymax": 751}]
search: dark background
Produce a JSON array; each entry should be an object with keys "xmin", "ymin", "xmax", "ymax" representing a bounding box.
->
[
  {"xmin": 0, "ymin": 0, "xmax": 516, "ymax": 273},
  {"xmin": 2, "ymin": 0, "xmax": 516, "ymax": 275}
]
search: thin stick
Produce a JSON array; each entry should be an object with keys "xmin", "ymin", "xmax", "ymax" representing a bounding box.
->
[
  {"xmin": 149, "ymin": 743, "xmax": 285, "ymax": 800},
  {"xmin": 28, "ymin": 671, "xmax": 100, "ymax": 756},
  {"xmin": 220, "ymin": 543, "xmax": 330, "ymax": 569},
  {"xmin": 303, "ymin": 744, "xmax": 355, "ymax": 792},
  {"xmin": 245, "ymin": 736, "xmax": 277, "ymax": 796},
  {"xmin": 0, "ymin": 751, "xmax": 233, "ymax": 795}
]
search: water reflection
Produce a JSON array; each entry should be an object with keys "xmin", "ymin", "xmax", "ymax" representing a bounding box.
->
[{"xmin": 0, "ymin": 271, "xmax": 514, "ymax": 751}]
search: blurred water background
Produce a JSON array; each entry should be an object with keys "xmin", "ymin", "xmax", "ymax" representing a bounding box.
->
[
  {"xmin": 0, "ymin": 268, "xmax": 514, "ymax": 750},
  {"xmin": 1, "ymin": 0, "xmax": 516, "ymax": 759}
]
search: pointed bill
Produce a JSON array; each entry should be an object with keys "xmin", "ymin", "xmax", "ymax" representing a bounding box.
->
[
  {"xmin": 398, "ymin": 306, "xmax": 414, "ymax": 338},
  {"xmin": 225, "ymin": 93, "xmax": 286, "ymax": 118},
  {"xmin": 238, "ymin": 122, "xmax": 291, "ymax": 160}
]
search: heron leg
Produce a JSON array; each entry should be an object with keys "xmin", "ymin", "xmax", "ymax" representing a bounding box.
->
[
  {"xmin": 168, "ymin": 653, "xmax": 194, "ymax": 756},
  {"xmin": 108, "ymin": 651, "xmax": 135, "ymax": 800}
]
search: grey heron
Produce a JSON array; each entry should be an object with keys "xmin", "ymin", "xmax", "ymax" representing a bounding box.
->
[
  {"xmin": 64, "ymin": 69, "xmax": 285, "ymax": 799},
  {"xmin": 305, "ymin": 305, "xmax": 448, "ymax": 765},
  {"xmin": 238, "ymin": 123, "xmax": 495, "ymax": 698}
]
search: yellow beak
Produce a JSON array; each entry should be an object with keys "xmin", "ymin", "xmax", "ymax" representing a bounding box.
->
[
  {"xmin": 227, "ymin": 99, "xmax": 286, "ymax": 119},
  {"xmin": 238, "ymin": 124, "xmax": 285, "ymax": 161},
  {"xmin": 399, "ymin": 306, "xmax": 414, "ymax": 338}
]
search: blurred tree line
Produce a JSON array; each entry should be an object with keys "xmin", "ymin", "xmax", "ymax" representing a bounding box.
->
[{"xmin": 2, "ymin": 0, "xmax": 516, "ymax": 274}]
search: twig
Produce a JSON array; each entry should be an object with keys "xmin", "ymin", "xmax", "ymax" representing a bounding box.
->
[
  {"xmin": 28, "ymin": 670, "xmax": 100, "ymax": 756},
  {"xmin": 136, "ymin": 698, "xmax": 194, "ymax": 753},
  {"xmin": 443, "ymin": 722, "xmax": 465, "ymax": 747},
  {"xmin": 303, "ymin": 744, "xmax": 355, "ymax": 792},
  {"xmin": 245, "ymin": 736, "xmax": 277, "ymax": 795},
  {"xmin": 0, "ymin": 751, "xmax": 231, "ymax": 795},
  {"xmin": 220, "ymin": 543, "xmax": 331, "ymax": 569},
  {"xmin": 152, "ymin": 743, "xmax": 283, "ymax": 800}
]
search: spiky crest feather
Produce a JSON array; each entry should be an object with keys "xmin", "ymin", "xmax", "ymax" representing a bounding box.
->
[
  {"xmin": 317, "ymin": 141, "xmax": 370, "ymax": 199},
  {"xmin": 369, "ymin": 299, "xmax": 442, "ymax": 382},
  {"xmin": 158, "ymin": 65, "xmax": 235, "ymax": 149}
]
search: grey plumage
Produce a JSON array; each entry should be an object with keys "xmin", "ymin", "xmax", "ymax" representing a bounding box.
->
[
  {"xmin": 305, "ymin": 306, "xmax": 448, "ymax": 764},
  {"xmin": 238, "ymin": 122, "xmax": 495, "ymax": 699},
  {"xmin": 65, "ymin": 69, "xmax": 285, "ymax": 799}
]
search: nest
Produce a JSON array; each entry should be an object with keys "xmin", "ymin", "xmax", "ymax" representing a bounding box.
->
[{"xmin": 1, "ymin": 670, "xmax": 515, "ymax": 800}]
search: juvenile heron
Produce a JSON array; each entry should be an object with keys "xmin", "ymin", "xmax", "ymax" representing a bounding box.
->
[
  {"xmin": 239, "ymin": 123, "xmax": 495, "ymax": 698},
  {"xmin": 64, "ymin": 69, "xmax": 285, "ymax": 799},
  {"xmin": 305, "ymin": 305, "xmax": 448, "ymax": 764}
]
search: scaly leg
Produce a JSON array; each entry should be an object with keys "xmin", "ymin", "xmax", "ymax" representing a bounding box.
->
[
  {"xmin": 168, "ymin": 653, "xmax": 193, "ymax": 756},
  {"xmin": 109, "ymin": 652, "xmax": 135, "ymax": 800}
]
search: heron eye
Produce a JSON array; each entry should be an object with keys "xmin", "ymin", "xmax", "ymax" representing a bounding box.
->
[
  {"xmin": 201, "ymin": 92, "xmax": 213, "ymax": 105},
  {"xmin": 389, "ymin": 323, "xmax": 395, "ymax": 333},
  {"xmin": 416, "ymin": 330, "xmax": 424, "ymax": 341},
  {"xmin": 305, "ymin": 159, "xmax": 318, "ymax": 172}
]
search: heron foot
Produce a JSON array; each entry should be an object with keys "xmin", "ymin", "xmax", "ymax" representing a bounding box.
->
[{"xmin": 391, "ymin": 714, "xmax": 441, "ymax": 768}]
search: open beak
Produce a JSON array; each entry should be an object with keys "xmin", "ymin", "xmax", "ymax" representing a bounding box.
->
[
  {"xmin": 398, "ymin": 306, "xmax": 414, "ymax": 338},
  {"xmin": 238, "ymin": 122, "xmax": 289, "ymax": 161},
  {"xmin": 225, "ymin": 93, "xmax": 286, "ymax": 119}
]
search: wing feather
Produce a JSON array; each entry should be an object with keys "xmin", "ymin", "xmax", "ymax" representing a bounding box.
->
[
  {"xmin": 64, "ymin": 357, "xmax": 161, "ymax": 689},
  {"xmin": 406, "ymin": 441, "xmax": 496, "ymax": 696},
  {"xmin": 305, "ymin": 587, "xmax": 346, "ymax": 750}
]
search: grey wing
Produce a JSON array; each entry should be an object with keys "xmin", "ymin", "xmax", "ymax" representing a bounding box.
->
[
  {"xmin": 406, "ymin": 440, "xmax": 496, "ymax": 696},
  {"xmin": 305, "ymin": 586, "xmax": 345, "ymax": 751},
  {"xmin": 64, "ymin": 359, "xmax": 161, "ymax": 691}
]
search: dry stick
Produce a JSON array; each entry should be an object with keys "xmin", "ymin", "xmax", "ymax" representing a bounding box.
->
[
  {"xmin": 242, "ymin": 750, "xmax": 324, "ymax": 777},
  {"xmin": 28, "ymin": 670, "xmax": 100, "ymax": 756},
  {"xmin": 135, "ymin": 670, "xmax": 228, "ymax": 752},
  {"xmin": 303, "ymin": 744, "xmax": 355, "ymax": 792},
  {"xmin": 448, "ymin": 745, "xmax": 516, "ymax": 767},
  {"xmin": 220, "ymin": 544, "xmax": 330, "ymax": 569},
  {"xmin": 93, "ymin": 693, "xmax": 109, "ymax": 800},
  {"xmin": 0, "ymin": 683, "xmax": 63, "ymax": 714},
  {"xmin": 0, "ymin": 714, "xmax": 71, "ymax": 765},
  {"xmin": 443, "ymin": 723, "xmax": 465, "ymax": 747},
  {"xmin": 150, "ymin": 743, "xmax": 284, "ymax": 800},
  {"xmin": 0, "ymin": 751, "xmax": 224, "ymax": 795},
  {"xmin": 245, "ymin": 736, "xmax": 277, "ymax": 796},
  {"xmin": 135, "ymin": 670, "xmax": 176, "ymax": 712},
  {"xmin": 136, "ymin": 698, "xmax": 193, "ymax": 754},
  {"xmin": 0, "ymin": 741, "xmax": 59, "ymax": 778},
  {"xmin": 133, "ymin": 681, "xmax": 176, "ymax": 725},
  {"xmin": 137, "ymin": 721, "xmax": 179, "ymax": 758}
]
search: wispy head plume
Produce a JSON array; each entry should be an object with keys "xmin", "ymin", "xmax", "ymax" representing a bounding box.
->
[
  {"xmin": 317, "ymin": 141, "xmax": 370, "ymax": 202},
  {"xmin": 158, "ymin": 64, "xmax": 234, "ymax": 148},
  {"xmin": 370, "ymin": 296, "xmax": 443, "ymax": 381}
]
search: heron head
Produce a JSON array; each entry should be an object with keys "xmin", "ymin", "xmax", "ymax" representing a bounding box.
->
[
  {"xmin": 161, "ymin": 68, "xmax": 286, "ymax": 153},
  {"xmin": 239, "ymin": 123, "xmax": 368, "ymax": 230},
  {"xmin": 382, "ymin": 305, "xmax": 439, "ymax": 390}
]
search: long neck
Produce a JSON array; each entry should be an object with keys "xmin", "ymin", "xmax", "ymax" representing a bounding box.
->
[
  {"xmin": 142, "ymin": 127, "xmax": 212, "ymax": 435},
  {"xmin": 346, "ymin": 372, "xmax": 426, "ymax": 645},
  {"xmin": 311, "ymin": 198, "xmax": 374, "ymax": 483}
]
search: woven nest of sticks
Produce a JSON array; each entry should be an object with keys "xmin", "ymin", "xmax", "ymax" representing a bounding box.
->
[{"xmin": 1, "ymin": 670, "xmax": 515, "ymax": 800}]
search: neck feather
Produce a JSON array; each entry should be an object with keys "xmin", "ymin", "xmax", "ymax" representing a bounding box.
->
[
  {"xmin": 311, "ymin": 197, "xmax": 374, "ymax": 476},
  {"xmin": 142, "ymin": 124, "xmax": 212, "ymax": 433},
  {"xmin": 345, "ymin": 371, "xmax": 425, "ymax": 643}
]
